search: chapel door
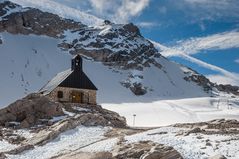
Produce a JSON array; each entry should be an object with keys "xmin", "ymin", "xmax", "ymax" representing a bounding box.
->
[{"xmin": 71, "ymin": 91, "xmax": 82, "ymax": 103}]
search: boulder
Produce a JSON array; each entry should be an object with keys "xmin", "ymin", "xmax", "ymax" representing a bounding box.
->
[{"xmin": 0, "ymin": 93, "xmax": 64, "ymax": 128}]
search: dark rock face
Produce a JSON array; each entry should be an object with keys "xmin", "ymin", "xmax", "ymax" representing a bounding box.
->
[
  {"xmin": 129, "ymin": 83, "xmax": 147, "ymax": 95},
  {"xmin": 183, "ymin": 68, "xmax": 239, "ymax": 96},
  {"xmin": 0, "ymin": 1, "xmax": 18, "ymax": 17},
  {"xmin": 0, "ymin": 93, "xmax": 64, "ymax": 128},
  {"xmin": 184, "ymin": 74, "xmax": 214, "ymax": 93},
  {"xmin": 216, "ymin": 84, "xmax": 239, "ymax": 95},
  {"xmin": 0, "ymin": 1, "xmax": 83, "ymax": 37},
  {"xmin": 122, "ymin": 23, "xmax": 141, "ymax": 36},
  {"xmin": 59, "ymin": 22, "xmax": 160, "ymax": 70}
]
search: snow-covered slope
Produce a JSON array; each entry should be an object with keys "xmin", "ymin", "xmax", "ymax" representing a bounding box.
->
[
  {"xmin": 0, "ymin": 32, "xmax": 71, "ymax": 107},
  {"xmin": 0, "ymin": 32, "xmax": 208, "ymax": 107}
]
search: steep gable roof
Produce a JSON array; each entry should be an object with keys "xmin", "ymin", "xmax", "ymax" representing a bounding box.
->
[
  {"xmin": 39, "ymin": 69, "xmax": 73, "ymax": 95},
  {"xmin": 39, "ymin": 69, "xmax": 98, "ymax": 95},
  {"xmin": 59, "ymin": 69, "xmax": 98, "ymax": 90},
  {"xmin": 39, "ymin": 55, "xmax": 97, "ymax": 95}
]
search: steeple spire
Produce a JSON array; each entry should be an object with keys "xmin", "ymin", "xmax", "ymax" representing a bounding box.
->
[{"xmin": 71, "ymin": 55, "xmax": 82, "ymax": 71}]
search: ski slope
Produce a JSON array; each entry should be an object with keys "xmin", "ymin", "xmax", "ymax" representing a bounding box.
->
[{"xmin": 102, "ymin": 97, "xmax": 239, "ymax": 127}]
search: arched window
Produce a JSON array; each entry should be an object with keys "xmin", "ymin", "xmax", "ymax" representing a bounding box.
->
[{"xmin": 57, "ymin": 91, "xmax": 63, "ymax": 98}]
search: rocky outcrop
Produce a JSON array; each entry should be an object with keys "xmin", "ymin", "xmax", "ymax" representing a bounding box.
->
[
  {"xmin": 174, "ymin": 119, "xmax": 239, "ymax": 135},
  {"xmin": 0, "ymin": 1, "xmax": 83, "ymax": 37},
  {"xmin": 216, "ymin": 84, "xmax": 239, "ymax": 96},
  {"xmin": 0, "ymin": 93, "xmax": 126, "ymax": 129},
  {"xmin": 59, "ymin": 21, "xmax": 160, "ymax": 70},
  {"xmin": 183, "ymin": 67, "xmax": 239, "ymax": 96},
  {"xmin": 114, "ymin": 141, "xmax": 182, "ymax": 159},
  {"xmin": 184, "ymin": 74, "xmax": 213, "ymax": 93},
  {"xmin": 0, "ymin": 93, "xmax": 64, "ymax": 128},
  {"xmin": 63, "ymin": 103, "xmax": 127, "ymax": 128}
]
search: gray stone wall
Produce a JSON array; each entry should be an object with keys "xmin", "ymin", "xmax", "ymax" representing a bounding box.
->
[{"xmin": 47, "ymin": 86, "xmax": 97, "ymax": 105}]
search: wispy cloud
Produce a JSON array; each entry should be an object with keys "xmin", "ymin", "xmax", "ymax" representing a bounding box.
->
[
  {"xmin": 235, "ymin": 59, "xmax": 239, "ymax": 64},
  {"xmin": 206, "ymin": 74, "xmax": 239, "ymax": 85},
  {"xmin": 89, "ymin": 0, "xmax": 150, "ymax": 23},
  {"xmin": 181, "ymin": 0, "xmax": 239, "ymax": 22},
  {"xmin": 174, "ymin": 31, "xmax": 239, "ymax": 55},
  {"xmin": 136, "ymin": 21, "xmax": 159, "ymax": 28}
]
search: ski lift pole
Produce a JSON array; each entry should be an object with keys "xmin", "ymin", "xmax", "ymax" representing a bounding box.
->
[{"xmin": 133, "ymin": 114, "xmax": 136, "ymax": 126}]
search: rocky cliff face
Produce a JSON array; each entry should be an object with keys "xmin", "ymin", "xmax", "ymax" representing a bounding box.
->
[
  {"xmin": 0, "ymin": 1, "xmax": 83, "ymax": 37},
  {"xmin": 59, "ymin": 21, "xmax": 160, "ymax": 70}
]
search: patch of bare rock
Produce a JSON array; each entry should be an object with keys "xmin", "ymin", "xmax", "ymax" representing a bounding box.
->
[
  {"xmin": 174, "ymin": 118, "xmax": 239, "ymax": 135},
  {"xmin": 54, "ymin": 141, "xmax": 183, "ymax": 159},
  {"xmin": 113, "ymin": 141, "xmax": 182, "ymax": 159}
]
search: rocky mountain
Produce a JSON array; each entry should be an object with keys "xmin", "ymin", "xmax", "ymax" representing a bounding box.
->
[{"xmin": 0, "ymin": 0, "xmax": 238, "ymax": 107}]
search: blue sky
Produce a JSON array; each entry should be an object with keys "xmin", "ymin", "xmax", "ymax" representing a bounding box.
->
[{"xmin": 13, "ymin": 0, "xmax": 239, "ymax": 85}]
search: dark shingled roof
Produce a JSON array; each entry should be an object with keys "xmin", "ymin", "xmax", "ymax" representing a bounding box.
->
[
  {"xmin": 39, "ymin": 55, "xmax": 97, "ymax": 95},
  {"xmin": 59, "ymin": 70, "xmax": 97, "ymax": 90}
]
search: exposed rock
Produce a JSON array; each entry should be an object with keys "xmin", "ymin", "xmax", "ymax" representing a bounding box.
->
[
  {"xmin": 183, "ymin": 68, "xmax": 239, "ymax": 96},
  {"xmin": 114, "ymin": 141, "xmax": 183, "ymax": 159},
  {"xmin": 216, "ymin": 84, "xmax": 239, "ymax": 96},
  {"xmin": 0, "ymin": 93, "xmax": 64, "ymax": 128},
  {"xmin": 129, "ymin": 83, "xmax": 147, "ymax": 96},
  {"xmin": 0, "ymin": 153, "xmax": 6, "ymax": 159},
  {"xmin": 185, "ymin": 127, "xmax": 203, "ymax": 135},
  {"xmin": 122, "ymin": 23, "xmax": 141, "ymax": 36},
  {"xmin": 0, "ymin": 1, "xmax": 83, "ymax": 37},
  {"xmin": 184, "ymin": 74, "xmax": 213, "ymax": 93},
  {"xmin": 174, "ymin": 119, "xmax": 239, "ymax": 135},
  {"xmin": 64, "ymin": 103, "xmax": 127, "ymax": 128},
  {"xmin": 208, "ymin": 154, "xmax": 227, "ymax": 159}
]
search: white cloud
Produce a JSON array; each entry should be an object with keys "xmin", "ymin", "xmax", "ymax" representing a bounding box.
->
[
  {"xmin": 89, "ymin": 0, "xmax": 150, "ymax": 23},
  {"xmin": 136, "ymin": 21, "xmax": 159, "ymax": 28},
  {"xmin": 235, "ymin": 59, "xmax": 239, "ymax": 64},
  {"xmin": 174, "ymin": 31, "xmax": 239, "ymax": 55},
  {"xmin": 182, "ymin": 0, "xmax": 239, "ymax": 22},
  {"xmin": 207, "ymin": 74, "xmax": 239, "ymax": 85}
]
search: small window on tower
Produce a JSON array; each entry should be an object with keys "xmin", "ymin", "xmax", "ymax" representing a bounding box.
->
[{"xmin": 57, "ymin": 91, "xmax": 63, "ymax": 98}]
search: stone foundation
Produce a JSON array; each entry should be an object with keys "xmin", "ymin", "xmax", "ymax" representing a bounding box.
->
[{"xmin": 47, "ymin": 87, "xmax": 97, "ymax": 105}]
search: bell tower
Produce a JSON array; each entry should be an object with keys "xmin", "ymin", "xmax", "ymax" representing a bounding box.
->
[{"xmin": 71, "ymin": 55, "xmax": 82, "ymax": 71}]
